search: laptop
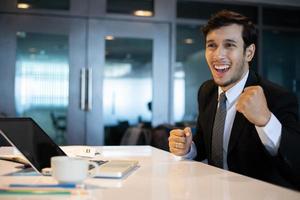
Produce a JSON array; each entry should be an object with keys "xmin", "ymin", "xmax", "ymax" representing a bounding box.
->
[{"xmin": 0, "ymin": 118, "xmax": 138, "ymax": 178}]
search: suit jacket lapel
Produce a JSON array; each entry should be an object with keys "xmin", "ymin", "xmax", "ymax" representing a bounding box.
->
[
  {"xmin": 203, "ymin": 86, "xmax": 218, "ymax": 161},
  {"xmin": 227, "ymin": 70, "xmax": 260, "ymax": 154}
]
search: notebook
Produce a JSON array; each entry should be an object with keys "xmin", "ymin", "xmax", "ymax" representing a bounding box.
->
[{"xmin": 0, "ymin": 118, "xmax": 138, "ymax": 178}]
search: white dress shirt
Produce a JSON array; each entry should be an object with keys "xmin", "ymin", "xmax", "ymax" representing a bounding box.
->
[{"xmin": 179, "ymin": 70, "xmax": 282, "ymax": 169}]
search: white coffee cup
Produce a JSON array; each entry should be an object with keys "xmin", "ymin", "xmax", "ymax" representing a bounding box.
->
[{"xmin": 51, "ymin": 156, "xmax": 98, "ymax": 184}]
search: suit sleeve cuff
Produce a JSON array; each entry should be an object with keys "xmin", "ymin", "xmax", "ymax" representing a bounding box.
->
[{"xmin": 255, "ymin": 113, "xmax": 282, "ymax": 155}]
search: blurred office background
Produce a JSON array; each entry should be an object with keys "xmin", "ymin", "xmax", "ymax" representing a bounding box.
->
[{"xmin": 0, "ymin": 0, "xmax": 299, "ymax": 149}]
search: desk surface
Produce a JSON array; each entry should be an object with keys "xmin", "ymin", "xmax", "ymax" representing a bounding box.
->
[{"xmin": 0, "ymin": 146, "xmax": 299, "ymax": 199}]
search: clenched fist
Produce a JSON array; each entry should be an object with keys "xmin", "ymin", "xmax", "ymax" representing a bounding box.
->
[
  {"xmin": 168, "ymin": 127, "xmax": 193, "ymax": 156},
  {"xmin": 236, "ymin": 86, "xmax": 271, "ymax": 127}
]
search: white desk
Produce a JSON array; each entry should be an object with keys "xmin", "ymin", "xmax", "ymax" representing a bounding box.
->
[{"xmin": 0, "ymin": 146, "xmax": 299, "ymax": 199}]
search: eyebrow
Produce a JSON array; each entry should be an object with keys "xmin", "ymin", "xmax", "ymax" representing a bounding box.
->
[
  {"xmin": 206, "ymin": 40, "xmax": 214, "ymax": 44},
  {"xmin": 224, "ymin": 39, "xmax": 238, "ymax": 43},
  {"xmin": 206, "ymin": 39, "xmax": 238, "ymax": 44}
]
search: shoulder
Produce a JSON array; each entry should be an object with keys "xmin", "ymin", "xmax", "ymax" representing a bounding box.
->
[
  {"xmin": 258, "ymin": 76, "xmax": 298, "ymax": 118},
  {"xmin": 248, "ymin": 71, "xmax": 296, "ymax": 100},
  {"xmin": 259, "ymin": 77, "xmax": 296, "ymax": 100},
  {"xmin": 198, "ymin": 79, "xmax": 216, "ymax": 97},
  {"xmin": 197, "ymin": 80, "xmax": 217, "ymax": 107}
]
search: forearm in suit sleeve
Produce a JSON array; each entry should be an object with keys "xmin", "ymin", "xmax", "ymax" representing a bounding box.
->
[
  {"xmin": 272, "ymin": 91, "xmax": 300, "ymax": 187},
  {"xmin": 194, "ymin": 120, "xmax": 206, "ymax": 161}
]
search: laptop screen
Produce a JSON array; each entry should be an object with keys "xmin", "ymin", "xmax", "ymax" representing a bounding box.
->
[{"xmin": 0, "ymin": 118, "xmax": 66, "ymax": 172}]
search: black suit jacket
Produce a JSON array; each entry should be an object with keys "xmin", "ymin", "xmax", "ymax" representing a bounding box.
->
[{"xmin": 194, "ymin": 70, "xmax": 300, "ymax": 189}]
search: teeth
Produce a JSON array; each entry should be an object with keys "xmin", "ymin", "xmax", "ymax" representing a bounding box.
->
[{"xmin": 214, "ymin": 65, "xmax": 229, "ymax": 70}]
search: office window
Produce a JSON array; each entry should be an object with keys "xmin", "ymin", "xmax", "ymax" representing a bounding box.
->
[
  {"xmin": 174, "ymin": 24, "xmax": 210, "ymax": 123},
  {"xmin": 17, "ymin": 0, "xmax": 70, "ymax": 10},
  {"xmin": 107, "ymin": 0, "xmax": 154, "ymax": 17}
]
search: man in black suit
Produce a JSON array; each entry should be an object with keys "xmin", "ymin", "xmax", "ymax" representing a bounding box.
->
[{"xmin": 168, "ymin": 10, "xmax": 300, "ymax": 189}]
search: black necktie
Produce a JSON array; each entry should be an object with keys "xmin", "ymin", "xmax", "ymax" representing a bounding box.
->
[{"xmin": 211, "ymin": 92, "xmax": 227, "ymax": 168}]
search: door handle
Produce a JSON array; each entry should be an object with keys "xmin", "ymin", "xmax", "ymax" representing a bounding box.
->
[
  {"xmin": 87, "ymin": 68, "xmax": 92, "ymax": 111},
  {"xmin": 80, "ymin": 68, "xmax": 86, "ymax": 110},
  {"xmin": 80, "ymin": 68, "xmax": 92, "ymax": 111}
]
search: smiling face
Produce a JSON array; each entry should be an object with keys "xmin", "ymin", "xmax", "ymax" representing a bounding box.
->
[{"xmin": 205, "ymin": 24, "xmax": 255, "ymax": 91}]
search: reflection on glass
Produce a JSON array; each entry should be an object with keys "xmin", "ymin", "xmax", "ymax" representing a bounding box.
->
[
  {"xmin": 107, "ymin": 0, "xmax": 154, "ymax": 17},
  {"xmin": 263, "ymin": 30, "xmax": 300, "ymax": 108},
  {"xmin": 104, "ymin": 38, "xmax": 153, "ymax": 145},
  {"xmin": 15, "ymin": 32, "xmax": 69, "ymax": 145},
  {"xmin": 17, "ymin": 0, "xmax": 70, "ymax": 10},
  {"xmin": 174, "ymin": 25, "xmax": 210, "ymax": 123}
]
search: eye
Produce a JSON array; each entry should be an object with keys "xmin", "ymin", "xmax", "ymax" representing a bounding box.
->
[
  {"xmin": 224, "ymin": 43, "xmax": 236, "ymax": 48},
  {"xmin": 206, "ymin": 43, "xmax": 216, "ymax": 49}
]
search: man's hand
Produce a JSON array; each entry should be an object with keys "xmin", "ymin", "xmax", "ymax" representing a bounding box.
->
[
  {"xmin": 168, "ymin": 127, "xmax": 193, "ymax": 156},
  {"xmin": 236, "ymin": 86, "xmax": 271, "ymax": 127}
]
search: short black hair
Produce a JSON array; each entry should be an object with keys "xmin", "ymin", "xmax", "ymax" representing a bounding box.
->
[{"xmin": 202, "ymin": 10, "xmax": 257, "ymax": 50}]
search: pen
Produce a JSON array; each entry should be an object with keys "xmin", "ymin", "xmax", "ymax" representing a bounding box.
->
[
  {"xmin": 0, "ymin": 188, "xmax": 87, "ymax": 195},
  {"xmin": 9, "ymin": 183, "xmax": 81, "ymax": 188},
  {"xmin": 0, "ymin": 189, "xmax": 71, "ymax": 195}
]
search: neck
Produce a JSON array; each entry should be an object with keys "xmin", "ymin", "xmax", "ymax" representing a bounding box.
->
[{"xmin": 220, "ymin": 69, "xmax": 249, "ymax": 92}]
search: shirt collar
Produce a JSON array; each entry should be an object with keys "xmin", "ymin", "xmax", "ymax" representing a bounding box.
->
[{"xmin": 218, "ymin": 70, "xmax": 249, "ymax": 105}]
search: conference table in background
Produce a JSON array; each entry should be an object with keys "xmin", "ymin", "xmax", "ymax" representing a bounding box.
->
[{"xmin": 0, "ymin": 145, "xmax": 299, "ymax": 200}]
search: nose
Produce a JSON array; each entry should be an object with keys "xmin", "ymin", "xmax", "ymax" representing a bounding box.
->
[{"xmin": 214, "ymin": 46, "xmax": 226, "ymax": 59}]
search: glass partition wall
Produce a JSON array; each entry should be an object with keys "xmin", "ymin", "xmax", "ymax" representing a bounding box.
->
[
  {"xmin": 0, "ymin": 0, "xmax": 170, "ymax": 146},
  {"xmin": 0, "ymin": 14, "xmax": 87, "ymax": 145},
  {"xmin": 103, "ymin": 38, "xmax": 153, "ymax": 144},
  {"xmin": 174, "ymin": 24, "xmax": 210, "ymax": 124},
  {"xmin": 15, "ymin": 32, "xmax": 69, "ymax": 144}
]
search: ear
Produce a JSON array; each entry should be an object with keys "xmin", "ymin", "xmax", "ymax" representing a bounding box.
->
[{"xmin": 245, "ymin": 44, "xmax": 255, "ymax": 62}]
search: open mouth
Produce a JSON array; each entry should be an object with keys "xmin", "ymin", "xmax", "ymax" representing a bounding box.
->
[{"xmin": 214, "ymin": 64, "xmax": 230, "ymax": 73}]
